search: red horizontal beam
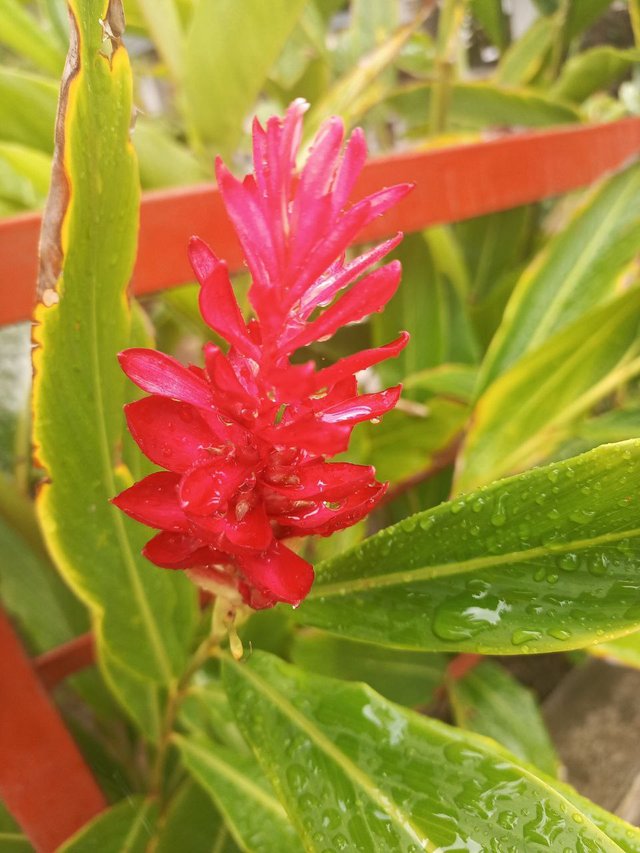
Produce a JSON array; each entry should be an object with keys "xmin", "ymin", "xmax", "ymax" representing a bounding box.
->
[
  {"xmin": 0, "ymin": 611, "xmax": 106, "ymax": 850},
  {"xmin": 2, "ymin": 118, "xmax": 640, "ymax": 327},
  {"xmin": 34, "ymin": 631, "xmax": 95, "ymax": 690}
]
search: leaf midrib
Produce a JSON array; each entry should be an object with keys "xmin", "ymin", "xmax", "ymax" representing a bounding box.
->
[
  {"xmin": 309, "ymin": 524, "xmax": 640, "ymax": 599},
  {"xmin": 227, "ymin": 659, "xmax": 435, "ymax": 852}
]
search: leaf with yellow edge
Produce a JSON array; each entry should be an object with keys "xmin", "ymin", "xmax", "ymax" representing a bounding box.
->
[{"xmin": 32, "ymin": 0, "xmax": 197, "ymax": 684}]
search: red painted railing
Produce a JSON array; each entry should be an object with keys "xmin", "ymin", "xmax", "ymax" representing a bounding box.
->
[
  {"xmin": 2, "ymin": 118, "xmax": 640, "ymax": 326},
  {"xmin": 2, "ymin": 118, "xmax": 640, "ymax": 849}
]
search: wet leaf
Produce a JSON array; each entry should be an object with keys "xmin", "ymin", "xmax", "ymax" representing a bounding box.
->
[
  {"xmin": 223, "ymin": 651, "xmax": 632, "ymax": 852},
  {"xmin": 59, "ymin": 797, "xmax": 158, "ymax": 853},
  {"xmin": 295, "ymin": 441, "xmax": 640, "ymax": 654}
]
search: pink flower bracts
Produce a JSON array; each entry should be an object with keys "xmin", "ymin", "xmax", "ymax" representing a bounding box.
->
[{"xmin": 113, "ymin": 100, "xmax": 410, "ymax": 610}]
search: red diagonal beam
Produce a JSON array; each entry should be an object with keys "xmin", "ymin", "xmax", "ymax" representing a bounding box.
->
[
  {"xmin": 0, "ymin": 610, "xmax": 106, "ymax": 850},
  {"xmin": 2, "ymin": 118, "xmax": 640, "ymax": 328}
]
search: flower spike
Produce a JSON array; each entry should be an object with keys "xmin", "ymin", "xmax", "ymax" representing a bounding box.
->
[{"xmin": 114, "ymin": 101, "xmax": 410, "ymax": 609}]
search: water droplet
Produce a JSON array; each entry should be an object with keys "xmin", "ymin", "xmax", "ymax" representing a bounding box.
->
[
  {"xmin": 533, "ymin": 567, "xmax": 546, "ymax": 583},
  {"xmin": 547, "ymin": 573, "xmax": 559, "ymax": 584},
  {"xmin": 570, "ymin": 508, "xmax": 595, "ymax": 526},
  {"xmin": 511, "ymin": 629, "xmax": 542, "ymax": 646},
  {"xmin": 588, "ymin": 553, "xmax": 609, "ymax": 577},
  {"xmin": 548, "ymin": 628, "xmax": 571, "ymax": 641},
  {"xmin": 451, "ymin": 499, "xmax": 466, "ymax": 514},
  {"xmin": 419, "ymin": 515, "xmax": 435, "ymax": 531},
  {"xmin": 472, "ymin": 497, "xmax": 485, "ymax": 513},
  {"xmin": 490, "ymin": 493, "xmax": 508, "ymax": 527},
  {"xmin": 547, "ymin": 468, "xmax": 560, "ymax": 483},
  {"xmin": 558, "ymin": 553, "xmax": 579, "ymax": 572},
  {"xmin": 547, "ymin": 508, "xmax": 561, "ymax": 521}
]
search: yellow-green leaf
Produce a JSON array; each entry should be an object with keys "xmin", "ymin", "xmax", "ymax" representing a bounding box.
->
[{"xmin": 32, "ymin": 0, "xmax": 197, "ymax": 684}]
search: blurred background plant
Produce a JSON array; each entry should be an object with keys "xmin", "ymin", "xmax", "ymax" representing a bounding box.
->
[{"xmin": 3, "ymin": 1, "xmax": 640, "ymax": 847}]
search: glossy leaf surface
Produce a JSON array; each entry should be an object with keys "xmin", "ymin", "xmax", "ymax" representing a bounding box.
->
[
  {"xmin": 223, "ymin": 651, "xmax": 629, "ymax": 852},
  {"xmin": 59, "ymin": 797, "xmax": 157, "ymax": 853},
  {"xmin": 457, "ymin": 289, "xmax": 640, "ymax": 491},
  {"xmin": 32, "ymin": 0, "xmax": 196, "ymax": 683},
  {"xmin": 184, "ymin": 0, "xmax": 306, "ymax": 156},
  {"xmin": 176, "ymin": 734, "xmax": 304, "ymax": 853},
  {"xmin": 449, "ymin": 660, "xmax": 560, "ymax": 777},
  {"xmin": 156, "ymin": 782, "xmax": 240, "ymax": 853},
  {"xmin": 478, "ymin": 163, "xmax": 640, "ymax": 392},
  {"xmin": 292, "ymin": 631, "xmax": 447, "ymax": 707},
  {"xmin": 296, "ymin": 441, "xmax": 640, "ymax": 654}
]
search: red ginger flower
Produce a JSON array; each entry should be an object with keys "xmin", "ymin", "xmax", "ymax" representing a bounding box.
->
[{"xmin": 113, "ymin": 99, "xmax": 410, "ymax": 610}]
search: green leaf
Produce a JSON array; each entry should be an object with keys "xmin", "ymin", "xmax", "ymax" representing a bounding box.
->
[
  {"xmin": 295, "ymin": 441, "xmax": 640, "ymax": 654},
  {"xmin": 133, "ymin": 117, "xmax": 210, "ymax": 189},
  {"xmin": 590, "ymin": 630, "xmax": 640, "ymax": 670},
  {"xmin": 470, "ymin": 0, "xmax": 509, "ymax": 49},
  {"xmin": 448, "ymin": 660, "xmax": 560, "ymax": 776},
  {"xmin": 0, "ymin": 69, "xmax": 57, "ymax": 152},
  {"xmin": 156, "ymin": 782, "xmax": 240, "ymax": 853},
  {"xmin": 98, "ymin": 646, "xmax": 163, "ymax": 741},
  {"xmin": 457, "ymin": 290, "xmax": 640, "ymax": 490},
  {"xmin": 304, "ymin": 8, "xmax": 431, "ymax": 142},
  {"xmin": 478, "ymin": 163, "xmax": 640, "ymax": 393},
  {"xmin": 388, "ymin": 80, "xmax": 580, "ymax": 129},
  {"xmin": 0, "ymin": 507, "xmax": 88, "ymax": 654},
  {"xmin": 183, "ymin": 0, "xmax": 306, "ymax": 156},
  {"xmin": 59, "ymin": 797, "xmax": 158, "ymax": 853},
  {"xmin": 565, "ymin": 0, "xmax": 616, "ymax": 41},
  {"xmin": 291, "ymin": 631, "xmax": 447, "ymax": 707},
  {"xmin": 494, "ymin": 17, "xmax": 554, "ymax": 85},
  {"xmin": 403, "ymin": 364, "xmax": 478, "ymax": 403},
  {"xmin": 357, "ymin": 400, "xmax": 467, "ymax": 484},
  {"xmin": 0, "ymin": 0, "xmax": 65, "ymax": 75},
  {"xmin": 551, "ymin": 47, "xmax": 640, "ymax": 103},
  {"xmin": 32, "ymin": 0, "xmax": 197, "ymax": 683},
  {"xmin": 175, "ymin": 735, "xmax": 304, "ymax": 853},
  {"xmin": 135, "ymin": 0, "xmax": 185, "ymax": 84},
  {"xmin": 222, "ymin": 651, "xmax": 629, "ymax": 852}
]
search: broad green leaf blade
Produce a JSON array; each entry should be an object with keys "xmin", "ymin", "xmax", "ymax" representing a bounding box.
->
[
  {"xmin": 478, "ymin": 163, "xmax": 640, "ymax": 393},
  {"xmin": 403, "ymin": 364, "xmax": 478, "ymax": 403},
  {"xmin": 590, "ymin": 631, "xmax": 640, "ymax": 670},
  {"xmin": 456, "ymin": 289, "xmax": 640, "ymax": 491},
  {"xmin": 183, "ymin": 0, "xmax": 306, "ymax": 156},
  {"xmin": 133, "ymin": 117, "xmax": 209, "ymax": 189},
  {"xmin": 157, "ymin": 782, "xmax": 240, "ymax": 853},
  {"xmin": 291, "ymin": 631, "xmax": 447, "ymax": 707},
  {"xmin": 0, "ymin": 507, "xmax": 88, "ymax": 653},
  {"xmin": 448, "ymin": 660, "xmax": 560, "ymax": 776},
  {"xmin": 32, "ymin": 0, "xmax": 197, "ymax": 683},
  {"xmin": 0, "ymin": 69, "xmax": 57, "ymax": 152},
  {"xmin": 295, "ymin": 441, "xmax": 640, "ymax": 654},
  {"xmin": 470, "ymin": 0, "xmax": 509, "ymax": 49},
  {"xmin": 98, "ymin": 647, "xmax": 163, "ymax": 741},
  {"xmin": 494, "ymin": 17, "xmax": 554, "ymax": 85},
  {"xmin": 0, "ymin": 0, "xmax": 65, "ymax": 76},
  {"xmin": 551, "ymin": 47, "xmax": 640, "ymax": 104},
  {"xmin": 59, "ymin": 797, "xmax": 158, "ymax": 853},
  {"xmin": 175, "ymin": 735, "xmax": 304, "ymax": 853},
  {"xmin": 222, "ymin": 651, "xmax": 626, "ymax": 852}
]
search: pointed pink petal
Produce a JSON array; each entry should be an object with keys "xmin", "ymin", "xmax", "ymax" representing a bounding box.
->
[
  {"xmin": 119, "ymin": 348, "xmax": 212, "ymax": 409},
  {"xmin": 297, "ymin": 233, "xmax": 403, "ymax": 318},
  {"xmin": 280, "ymin": 482, "xmax": 386, "ymax": 536},
  {"xmin": 190, "ymin": 237, "xmax": 260, "ymax": 358},
  {"xmin": 313, "ymin": 332, "xmax": 409, "ymax": 389},
  {"xmin": 349, "ymin": 183, "xmax": 413, "ymax": 221},
  {"xmin": 264, "ymin": 461, "xmax": 376, "ymax": 501},
  {"xmin": 261, "ymin": 413, "xmax": 352, "ymax": 456},
  {"xmin": 216, "ymin": 158, "xmax": 279, "ymax": 294},
  {"xmin": 143, "ymin": 531, "xmax": 225, "ymax": 569},
  {"xmin": 282, "ymin": 200, "xmax": 372, "ymax": 301},
  {"xmin": 319, "ymin": 385, "xmax": 402, "ymax": 425},
  {"xmin": 204, "ymin": 343, "xmax": 256, "ymax": 408},
  {"xmin": 237, "ymin": 541, "xmax": 314, "ymax": 606},
  {"xmin": 179, "ymin": 459, "xmax": 249, "ymax": 517},
  {"xmin": 112, "ymin": 471, "xmax": 187, "ymax": 531},
  {"xmin": 331, "ymin": 127, "xmax": 367, "ymax": 214},
  {"xmin": 224, "ymin": 503, "xmax": 273, "ymax": 552},
  {"xmin": 125, "ymin": 397, "xmax": 215, "ymax": 473},
  {"xmin": 283, "ymin": 261, "xmax": 402, "ymax": 352}
]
